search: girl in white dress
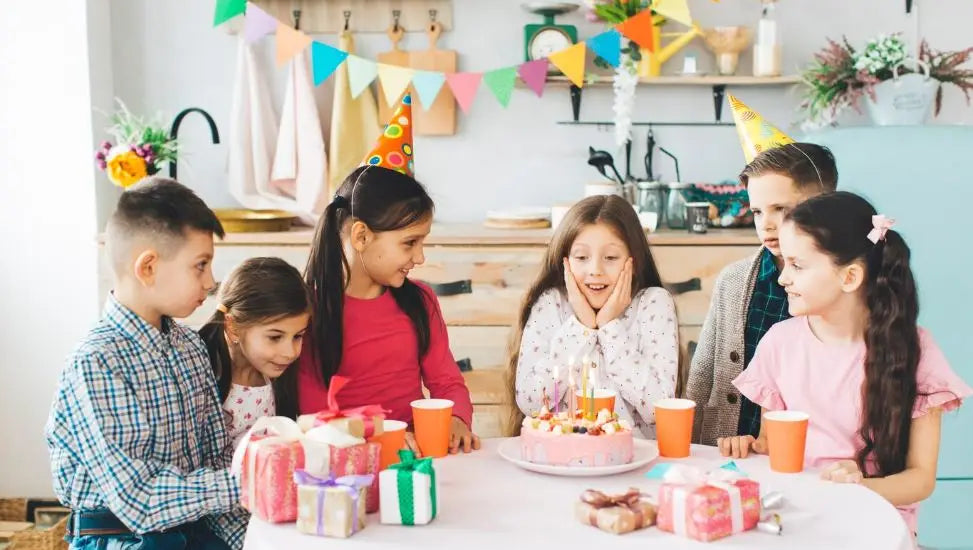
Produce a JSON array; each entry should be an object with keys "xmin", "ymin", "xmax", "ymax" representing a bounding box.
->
[
  {"xmin": 199, "ymin": 257, "xmax": 310, "ymax": 447},
  {"xmin": 510, "ymin": 195, "xmax": 679, "ymax": 438}
]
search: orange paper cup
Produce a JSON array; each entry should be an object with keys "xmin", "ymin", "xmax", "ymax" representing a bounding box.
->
[
  {"xmin": 411, "ymin": 398, "xmax": 454, "ymax": 458},
  {"xmin": 368, "ymin": 419, "xmax": 408, "ymax": 470},
  {"xmin": 576, "ymin": 388, "xmax": 617, "ymax": 416},
  {"xmin": 654, "ymin": 398, "xmax": 695, "ymax": 458},
  {"xmin": 764, "ymin": 410, "xmax": 809, "ymax": 473}
]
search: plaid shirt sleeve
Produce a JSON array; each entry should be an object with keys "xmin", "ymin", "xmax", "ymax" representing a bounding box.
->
[
  {"xmin": 204, "ymin": 507, "xmax": 249, "ymax": 550},
  {"xmin": 65, "ymin": 351, "xmax": 240, "ymax": 534}
]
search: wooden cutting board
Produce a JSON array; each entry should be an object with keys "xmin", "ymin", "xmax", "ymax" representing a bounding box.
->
[
  {"xmin": 376, "ymin": 25, "xmax": 410, "ymax": 123},
  {"xmin": 410, "ymin": 22, "xmax": 457, "ymax": 136}
]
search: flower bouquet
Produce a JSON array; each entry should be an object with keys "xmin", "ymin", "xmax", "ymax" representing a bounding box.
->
[{"xmin": 95, "ymin": 101, "xmax": 178, "ymax": 188}]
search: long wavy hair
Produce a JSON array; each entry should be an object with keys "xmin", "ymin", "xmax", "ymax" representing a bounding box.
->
[
  {"xmin": 198, "ymin": 257, "xmax": 309, "ymax": 419},
  {"xmin": 504, "ymin": 195, "xmax": 664, "ymax": 434},
  {"xmin": 305, "ymin": 165, "xmax": 435, "ymax": 388},
  {"xmin": 786, "ymin": 191, "xmax": 921, "ymax": 476}
]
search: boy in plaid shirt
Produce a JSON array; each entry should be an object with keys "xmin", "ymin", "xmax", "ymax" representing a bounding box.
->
[{"xmin": 46, "ymin": 178, "xmax": 247, "ymax": 549}]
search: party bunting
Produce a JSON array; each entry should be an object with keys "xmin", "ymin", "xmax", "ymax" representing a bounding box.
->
[
  {"xmin": 616, "ymin": 10, "xmax": 656, "ymax": 51},
  {"xmin": 483, "ymin": 67, "xmax": 518, "ymax": 108},
  {"xmin": 411, "ymin": 71, "xmax": 448, "ymax": 111},
  {"xmin": 276, "ymin": 23, "xmax": 312, "ymax": 66},
  {"xmin": 243, "ymin": 3, "xmax": 277, "ymax": 43},
  {"xmin": 446, "ymin": 72, "xmax": 483, "ymax": 113},
  {"xmin": 311, "ymin": 42, "xmax": 348, "ymax": 86},
  {"xmin": 518, "ymin": 59, "xmax": 549, "ymax": 98},
  {"xmin": 651, "ymin": 0, "xmax": 693, "ymax": 27},
  {"xmin": 548, "ymin": 43, "xmax": 587, "ymax": 87},
  {"xmin": 587, "ymin": 29, "xmax": 622, "ymax": 67},
  {"xmin": 377, "ymin": 64, "xmax": 415, "ymax": 108},
  {"xmin": 347, "ymin": 56, "xmax": 378, "ymax": 99},
  {"xmin": 214, "ymin": 0, "xmax": 246, "ymax": 26}
]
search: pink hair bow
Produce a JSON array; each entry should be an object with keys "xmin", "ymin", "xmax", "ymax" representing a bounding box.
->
[{"xmin": 867, "ymin": 215, "xmax": 895, "ymax": 243}]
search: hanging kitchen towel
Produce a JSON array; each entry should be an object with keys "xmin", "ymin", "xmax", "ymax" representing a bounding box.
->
[
  {"xmin": 227, "ymin": 36, "xmax": 291, "ymax": 210},
  {"xmin": 328, "ymin": 30, "xmax": 380, "ymax": 194},
  {"xmin": 270, "ymin": 49, "xmax": 329, "ymax": 223}
]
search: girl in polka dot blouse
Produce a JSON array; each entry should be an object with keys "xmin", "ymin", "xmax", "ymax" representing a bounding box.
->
[
  {"xmin": 509, "ymin": 195, "xmax": 679, "ymax": 438},
  {"xmin": 198, "ymin": 257, "xmax": 311, "ymax": 448}
]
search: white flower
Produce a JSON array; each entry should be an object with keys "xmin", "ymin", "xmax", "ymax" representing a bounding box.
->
[{"xmin": 612, "ymin": 53, "xmax": 639, "ymax": 149}]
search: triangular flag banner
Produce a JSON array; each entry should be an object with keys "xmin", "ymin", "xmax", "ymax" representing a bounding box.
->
[
  {"xmin": 361, "ymin": 94, "xmax": 415, "ymax": 176},
  {"xmin": 446, "ymin": 72, "xmax": 483, "ymax": 113},
  {"xmin": 311, "ymin": 41, "xmax": 348, "ymax": 86},
  {"xmin": 616, "ymin": 10, "xmax": 656, "ymax": 51},
  {"xmin": 728, "ymin": 94, "xmax": 794, "ymax": 163},
  {"xmin": 587, "ymin": 29, "xmax": 622, "ymax": 67},
  {"xmin": 275, "ymin": 23, "xmax": 312, "ymax": 66},
  {"xmin": 548, "ymin": 43, "xmax": 587, "ymax": 87},
  {"xmin": 411, "ymin": 71, "xmax": 448, "ymax": 111},
  {"xmin": 243, "ymin": 3, "xmax": 277, "ymax": 42},
  {"xmin": 214, "ymin": 0, "xmax": 246, "ymax": 26},
  {"xmin": 651, "ymin": 0, "xmax": 693, "ymax": 27},
  {"xmin": 377, "ymin": 64, "xmax": 416, "ymax": 108},
  {"xmin": 346, "ymin": 55, "xmax": 379, "ymax": 98},
  {"xmin": 518, "ymin": 59, "xmax": 549, "ymax": 98},
  {"xmin": 483, "ymin": 67, "xmax": 517, "ymax": 108}
]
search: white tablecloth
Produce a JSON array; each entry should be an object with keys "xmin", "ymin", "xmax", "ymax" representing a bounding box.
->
[{"xmin": 244, "ymin": 438, "xmax": 913, "ymax": 550}]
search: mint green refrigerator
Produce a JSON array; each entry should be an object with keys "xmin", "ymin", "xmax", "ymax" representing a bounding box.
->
[{"xmin": 809, "ymin": 126, "xmax": 973, "ymax": 549}]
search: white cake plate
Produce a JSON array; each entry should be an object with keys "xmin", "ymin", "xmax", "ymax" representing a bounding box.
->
[{"xmin": 497, "ymin": 437, "xmax": 659, "ymax": 477}]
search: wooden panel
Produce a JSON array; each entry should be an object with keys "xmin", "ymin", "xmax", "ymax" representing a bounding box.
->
[
  {"xmin": 471, "ymin": 404, "xmax": 513, "ymax": 439},
  {"xmin": 462, "ymin": 370, "xmax": 507, "ymax": 405},
  {"xmin": 446, "ymin": 326, "xmax": 511, "ymax": 370},
  {"xmin": 653, "ymin": 246, "xmax": 754, "ymax": 326}
]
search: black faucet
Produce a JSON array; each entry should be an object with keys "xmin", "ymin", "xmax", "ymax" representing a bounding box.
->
[{"xmin": 168, "ymin": 107, "xmax": 220, "ymax": 180}]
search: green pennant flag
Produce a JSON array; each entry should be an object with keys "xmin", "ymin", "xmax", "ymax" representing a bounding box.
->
[
  {"xmin": 483, "ymin": 66, "xmax": 517, "ymax": 108},
  {"xmin": 214, "ymin": 0, "xmax": 247, "ymax": 26}
]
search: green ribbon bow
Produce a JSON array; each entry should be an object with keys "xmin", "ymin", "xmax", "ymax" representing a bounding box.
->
[{"xmin": 388, "ymin": 449, "xmax": 437, "ymax": 525}]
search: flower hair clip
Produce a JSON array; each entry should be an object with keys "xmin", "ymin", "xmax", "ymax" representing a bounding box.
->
[{"xmin": 867, "ymin": 215, "xmax": 896, "ymax": 243}]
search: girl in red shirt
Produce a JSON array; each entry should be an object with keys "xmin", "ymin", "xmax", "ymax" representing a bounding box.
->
[{"xmin": 297, "ymin": 164, "xmax": 479, "ymax": 455}]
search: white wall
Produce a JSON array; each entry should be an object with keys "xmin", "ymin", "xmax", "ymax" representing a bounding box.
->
[
  {"xmin": 0, "ymin": 2, "xmax": 101, "ymax": 495},
  {"xmin": 107, "ymin": 0, "xmax": 973, "ymax": 223}
]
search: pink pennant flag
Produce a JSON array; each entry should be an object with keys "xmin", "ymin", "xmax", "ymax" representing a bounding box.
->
[
  {"xmin": 244, "ymin": 2, "xmax": 278, "ymax": 43},
  {"xmin": 446, "ymin": 72, "xmax": 483, "ymax": 113},
  {"xmin": 518, "ymin": 59, "xmax": 549, "ymax": 97}
]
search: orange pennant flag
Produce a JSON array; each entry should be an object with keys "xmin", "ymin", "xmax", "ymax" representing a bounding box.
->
[
  {"xmin": 276, "ymin": 23, "xmax": 312, "ymax": 66},
  {"xmin": 616, "ymin": 10, "xmax": 656, "ymax": 52},
  {"xmin": 548, "ymin": 43, "xmax": 587, "ymax": 87}
]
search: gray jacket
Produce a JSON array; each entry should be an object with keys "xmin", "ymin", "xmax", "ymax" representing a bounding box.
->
[{"xmin": 685, "ymin": 250, "xmax": 762, "ymax": 446}]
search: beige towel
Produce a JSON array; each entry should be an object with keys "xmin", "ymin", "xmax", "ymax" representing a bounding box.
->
[
  {"xmin": 270, "ymin": 49, "xmax": 329, "ymax": 222},
  {"xmin": 328, "ymin": 31, "xmax": 380, "ymax": 194}
]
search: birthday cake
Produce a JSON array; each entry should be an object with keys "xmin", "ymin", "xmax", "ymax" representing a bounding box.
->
[{"xmin": 520, "ymin": 406, "xmax": 634, "ymax": 467}]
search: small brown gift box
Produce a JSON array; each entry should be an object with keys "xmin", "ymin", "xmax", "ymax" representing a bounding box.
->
[{"xmin": 575, "ymin": 488, "xmax": 657, "ymax": 535}]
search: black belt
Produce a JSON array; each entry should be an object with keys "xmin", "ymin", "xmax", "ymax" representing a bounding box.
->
[{"xmin": 68, "ymin": 509, "xmax": 132, "ymax": 537}]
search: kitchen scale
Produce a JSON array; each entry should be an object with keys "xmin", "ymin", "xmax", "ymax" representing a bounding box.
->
[{"xmin": 522, "ymin": 2, "xmax": 579, "ymax": 71}]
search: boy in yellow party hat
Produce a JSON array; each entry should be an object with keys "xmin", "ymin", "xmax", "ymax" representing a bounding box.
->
[
  {"xmin": 686, "ymin": 94, "xmax": 839, "ymax": 448},
  {"xmin": 300, "ymin": 93, "xmax": 481, "ymax": 455}
]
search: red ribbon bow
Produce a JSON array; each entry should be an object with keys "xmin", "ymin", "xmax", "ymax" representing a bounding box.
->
[{"xmin": 311, "ymin": 376, "xmax": 387, "ymax": 437}]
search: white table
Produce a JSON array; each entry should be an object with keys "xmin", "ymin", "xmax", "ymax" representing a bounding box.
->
[{"xmin": 244, "ymin": 438, "xmax": 913, "ymax": 550}]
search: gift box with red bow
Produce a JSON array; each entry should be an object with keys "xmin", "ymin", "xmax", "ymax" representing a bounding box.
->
[{"xmin": 297, "ymin": 375, "xmax": 386, "ymax": 439}]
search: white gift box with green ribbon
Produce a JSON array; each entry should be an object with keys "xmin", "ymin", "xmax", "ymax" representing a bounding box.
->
[{"xmin": 379, "ymin": 450, "xmax": 438, "ymax": 525}]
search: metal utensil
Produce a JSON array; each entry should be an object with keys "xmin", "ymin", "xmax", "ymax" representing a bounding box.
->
[
  {"xmin": 659, "ymin": 146, "xmax": 681, "ymax": 183},
  {"xmin": 644, "ymin": 128, "xmax": 656, "ymax": 180},
  {"xmin": 625, "ymin": 139, "xmax": 633, "ymax": 181},
  {"xmin": 587, "ymin": 146, "xmax": 624, "ymax": 184}
]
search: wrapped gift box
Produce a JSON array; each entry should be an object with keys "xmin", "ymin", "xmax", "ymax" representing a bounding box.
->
[
  {"xmin": 575, "ymin": 488, "xmax": 656, "ymax": 534},
  {"xmin": 379, "ymin": 450, "xmax": 437, "ymax": 526},
  {"xmin": 294, "ymin": 470, "xmax": 373, "ymax": 538}
]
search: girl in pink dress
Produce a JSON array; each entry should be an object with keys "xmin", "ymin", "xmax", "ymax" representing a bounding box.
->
[
  {"xmin": 198, "ymin": 257, "xmax": 311, "ymax": 448},
  {"xmin": 719, "ymin": 192, "xmax": 971, "ymax": 537}
]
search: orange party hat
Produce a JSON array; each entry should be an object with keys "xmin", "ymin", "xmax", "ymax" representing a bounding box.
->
[
  {"xmin": 728, "ymin": 94, "xmax": 794, "ymax": 163},
  {"xmin": 361, "ymin": 93, "xmax": 414, "ymax": 176}
]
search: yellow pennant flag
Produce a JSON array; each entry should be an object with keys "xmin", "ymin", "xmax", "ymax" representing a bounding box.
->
[
  {"xmin": 728, "ymin": 94, "xmax": 794, "ymax": 163},
  {"xmin": 652, "ymin": 0, "xmax": 693, "ymax": 27},
  {"xmin": 548, "ymin": 43, "xmax": 587, "ymax": 88},
  {"xmin": 276, "ymin": 23, "xmax": 312, "ymax": 66},
  {"xmin": 377, "ymin": 64, "xmax": 415, "ymax": 108}
]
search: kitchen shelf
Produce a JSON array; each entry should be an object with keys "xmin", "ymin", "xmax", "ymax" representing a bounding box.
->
[
  {"xmin": 531, "ymin": 74, "xmax": 801, "ymax": 122},
  {"xmin": 558, "ymin": 121, "xmax": 735, "ymax": 127}
]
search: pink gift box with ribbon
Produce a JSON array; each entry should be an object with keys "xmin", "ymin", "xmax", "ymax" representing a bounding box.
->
[
  {"xmin": 655, "ymin": 466, "xmax": 761, "ymax": 542},
  {"xmin": 328, "ymin": 441, "xmax": 381, "ymax": 513},
  {"xmin": 240, "ymin": 434, "xmax": 305, "ymax": 523}
]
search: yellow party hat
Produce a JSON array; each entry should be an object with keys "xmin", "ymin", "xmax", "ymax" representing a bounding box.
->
[{"xmin": 728, "ymin": 94, "xmax": 794, "ymax": 163}]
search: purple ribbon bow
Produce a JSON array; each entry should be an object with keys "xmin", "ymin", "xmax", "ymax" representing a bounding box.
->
[{"xmin": 293, "ymin": 470, "xmax": 374, "ymax": 536}]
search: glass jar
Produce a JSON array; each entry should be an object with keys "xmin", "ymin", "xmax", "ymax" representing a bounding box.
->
[
  {"xmin": 636, "ymin": 181, "xmax": 665, "ymax": 216},
  {"xmin": 753, "ymin": 0, "xmax": 782, "ymax": 77},
  {"xmin": 666, "ymin": 182, "xmax": 690, "ymax": 229}
]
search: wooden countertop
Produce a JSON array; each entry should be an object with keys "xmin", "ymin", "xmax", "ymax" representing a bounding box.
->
[{"xmin": 204, "ymin": 223, "xmax": 760, "ymax": 247}]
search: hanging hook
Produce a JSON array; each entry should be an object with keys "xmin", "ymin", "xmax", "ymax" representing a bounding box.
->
[
  {"xmin": 429, "ymin": 9, "xmax": 438, "ymax": 31},
  {"xmin": 292, "ymin": 8, "xmax": 301, "ymax": 30},
  {"xmin": 392, "ymin": 9, "xmax": 401, "ymax": 32},
  {"xmin": 343, "ymin": 10, "xmax": 351, "ymax": 31}
]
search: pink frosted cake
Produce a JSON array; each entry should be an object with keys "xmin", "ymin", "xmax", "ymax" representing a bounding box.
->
[{"xmin": 520, "ymin": 406, "xmax": 634, "ymax": 467}]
